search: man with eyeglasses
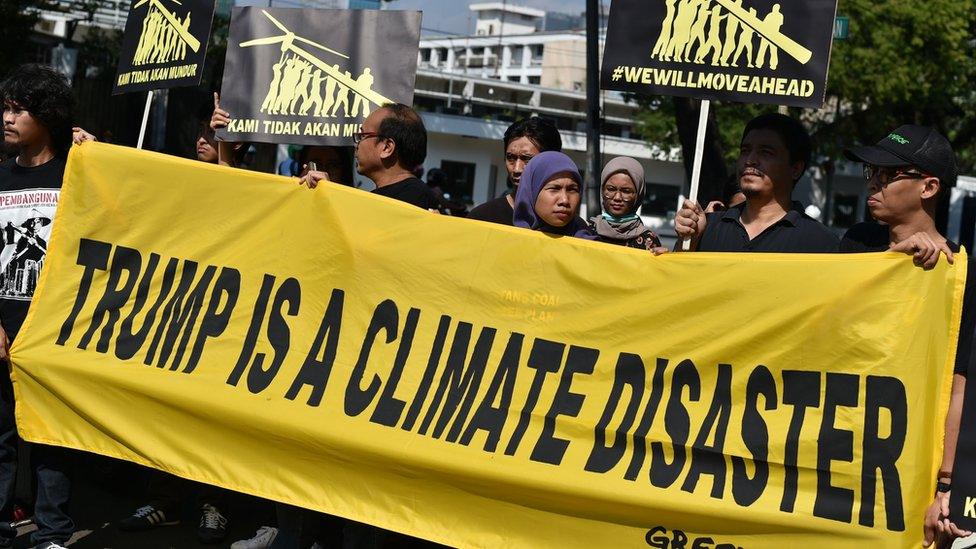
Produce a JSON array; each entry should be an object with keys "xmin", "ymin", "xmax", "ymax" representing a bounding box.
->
[
  {"xmin": 840, "ymin": 126, "xmax": 958, "ymax": 263},
  {"xmin": 840, "ymin": 125, "xmax": 972, "ymax": 548},
  {"xmin": 303, "ymin": 103, "xmax": 437, "ymax": 210}
]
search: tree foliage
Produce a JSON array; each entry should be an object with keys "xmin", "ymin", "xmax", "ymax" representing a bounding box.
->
[
  {"xmin": 0, "ymin": 0, "xmax": 54, "ymax": 76},
  {"xmin": 817, "ymin": 0, "xmax": 976, "ymax": 171}
]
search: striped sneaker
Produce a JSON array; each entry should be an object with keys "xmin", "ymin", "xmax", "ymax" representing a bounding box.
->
[{"xmin": 118, "ymin": 505, "xmax": 180, "ymax": 531}]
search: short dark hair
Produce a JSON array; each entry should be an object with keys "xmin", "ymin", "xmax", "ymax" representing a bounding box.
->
[
  {"xmin": 378, "ymin": 103, "xmax": 426, "ymax": 169},
  {"xmin": 0, "ymin": 64, "xmax": 74, "ymax": 155},
  {"xmin": 503, "ymin": 117, "xmax": 562, "ymax": 153},
  {"xmin": 742, "ymin": 113, "xmax": 811, "ymax": 180}
]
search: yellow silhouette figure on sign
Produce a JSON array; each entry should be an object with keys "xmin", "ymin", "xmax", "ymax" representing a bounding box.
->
[
  {"xmin": 131, "ymin": 0, "xmax": 201, "ymax": 66},
  {"xmin": 718, "ymin": 0, "xmax": 742, "ymax": 66},
  {"xmin": 682, "ymin": 0, "xmax": 712, "ymax": 62},
  {"xmin": 755, "ymin": 3, "xmax": 783, "ymax": 69},
  {"xmin": 242, "ymin": 10, "xmax": 392, "ymax": 120},
  {"xmin": 652, "ymin": 0, "xmax": 678, "ymax": 58},
  {"xmin": 650, "ymin": 0, "xmax": 811, "ymax": 69},
  {"xmin": 694, "ymin": 3, "xmax": 727, "ymax": 64},
  {"xmin": 731, "ymin": 7, "xmax": 757, "ymax": 67}
]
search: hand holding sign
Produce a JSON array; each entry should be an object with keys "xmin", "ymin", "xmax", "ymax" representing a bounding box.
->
[
  {"xmin": 674, "ymin": 199, "xmax": 706, "ymax": 244},
  {"xmin": 211, "ymin": 92, "xmax": 231, "ymax": 132}
]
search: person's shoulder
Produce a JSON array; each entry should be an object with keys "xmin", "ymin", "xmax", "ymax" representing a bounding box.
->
[
  {"xmin": 468, "ymin": 196, "xmax": 509, "ymax": 219},
  {"xmin": 395, "ymin": 176, "xmax": 426, "ymax": 190},
  {"xmin": 796, "ymin": 211, "xmax": 840, "ymax": 241},
  {"xmin": 843, "ymin": 221, "xmax": 886, "ymax": 240},
  {"xmin": 839, "ymin": 222, "xmax": 888, "ymax": 252}
]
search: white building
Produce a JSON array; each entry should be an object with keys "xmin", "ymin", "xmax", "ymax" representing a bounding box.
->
[
  {"xmin": 36, "ymin": 0, "xmax": 130, "ymax": 36},
  {"xmin": 941, "ymin": 175, "xmax": 976, "ymax": 249},
  {"xmin": 470, "ymin": 2, "xmax": 544, "ymax": 36},
  {"xmin": 419, "ymin": 3, "xmax": 594, "ymax": 91}
]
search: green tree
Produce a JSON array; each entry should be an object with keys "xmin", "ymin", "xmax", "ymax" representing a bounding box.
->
[
  {"xmin": 816, "ymin": 0, "xmax": 976, "ymax": 171},
  {"xmin": 0, "ymin": 0, "xmax": 57, "ymax": 76}
]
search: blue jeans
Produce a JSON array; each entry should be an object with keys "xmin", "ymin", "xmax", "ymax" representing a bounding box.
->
[{"xmin": 0, "ymin": 372, "xmax": 73, "ymax": 546}]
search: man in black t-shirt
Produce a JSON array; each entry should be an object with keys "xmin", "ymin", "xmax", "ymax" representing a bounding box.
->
[
  {"xmin": 839, "ymin": 125, "xmax": 969, "ymax": 546},
  {"xmin": 303, "ymin": 103, "xmax": 437, "ymax": 211},
  {"xmin": 0, "ymin": 64, "xmax": 75, "ymax": 549},
  {"xmin": 467, "ymin": 117, "xmax": 563, "ymax": 226},
  {"xmin": 674, "ymin": 113, "xmax": 838, "ymax": 252}
]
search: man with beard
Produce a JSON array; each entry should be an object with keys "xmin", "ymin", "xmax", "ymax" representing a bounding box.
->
[
  {"xmin": 674, "ymin": 113, "xmax": 838, "ymax": 252},
  {"xmin": 0, "ymin": 63, "xmax": 75, "ymax": 549},
  {"xmin": 467, "ymin": 116, "xmax": 563, "ymax": 226}
]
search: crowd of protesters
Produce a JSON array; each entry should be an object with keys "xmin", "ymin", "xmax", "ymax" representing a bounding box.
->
[{"xmin": 0, "ymin": 61, "xmax": 971, "ymax": 549}]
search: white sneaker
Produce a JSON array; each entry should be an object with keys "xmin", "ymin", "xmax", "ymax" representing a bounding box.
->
[{"xmin": 231, "ymin": 526, "xmax": 279, "ymax": 549}]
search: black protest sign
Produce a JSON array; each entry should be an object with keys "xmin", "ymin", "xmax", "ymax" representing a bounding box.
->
[
  {"xmin": 216, "ymin": 8, "xmax": 422, "ymax": 146},
  {"xmin": 601, "ymin": 0, "xmax": 838, "ymax": 108},
  {"xmin": 113, "ymin": 0, "xmax": 216, "ymax": 94}
]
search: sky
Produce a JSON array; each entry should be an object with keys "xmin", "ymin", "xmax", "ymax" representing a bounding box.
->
[{"xmin": 388, "ymin": 0, "xmax": 587, "ymax": 36}]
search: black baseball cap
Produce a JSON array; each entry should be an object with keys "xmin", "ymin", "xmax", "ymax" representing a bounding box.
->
[{"xmin": 844, "ymin": 125, "xmax": 958, "ymax": 185}]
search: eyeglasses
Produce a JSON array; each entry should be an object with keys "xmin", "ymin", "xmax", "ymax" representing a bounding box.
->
[
  {"xmin": 602, "ymin": 185, "xmax": 637, "ymax": 200},
  {"xmin": 863, "ymin": 165, "xmax": 929, "ymax": 186},
  {"xmin": 352, "ymin": 131, "xmax": 382, "ymax": 145}
]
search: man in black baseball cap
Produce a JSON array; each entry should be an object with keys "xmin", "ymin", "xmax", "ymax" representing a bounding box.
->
[
  {"xmin": 841, "ymin": 126, "xmax": 970, "ymax": 547},
  {"xmin": 840, "ymin": 124, "xmax": 958, "ymax": 263}
]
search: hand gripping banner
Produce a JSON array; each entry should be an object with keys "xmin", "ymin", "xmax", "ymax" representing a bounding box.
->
[{"xmin": 10, "ymin": 143, "xmax": 966, "ymax": 547}]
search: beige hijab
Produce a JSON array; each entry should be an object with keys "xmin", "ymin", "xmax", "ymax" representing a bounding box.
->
[{"xmin": 589, "ymin": 156, "xmax": 648, "ymax": 240}]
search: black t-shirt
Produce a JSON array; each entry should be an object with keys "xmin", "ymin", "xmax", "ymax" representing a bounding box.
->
[
  {"xmin": 839, "ymin": 222, "xmax": 892, "ymax": 252},
  {"xmin": 840, "ymin": 221, "xmax": 960, "ymax": 253},
  {"xmin": 0, "ymin": 157, "xmax": 65, "ymax": 340},
  {"xmin": 841, "ymin": 222, "xmax": 970, "ymax": 375},
  {"xmin": 698, "ymin": 203, "xmax": 839, "ymax": 253},
  {"xmin": 372, "ymin": 177, "xmax": 437, "ymax": 210},
  {"xmin": 467, "ymin": 195, "xmax": 514, "ymax": 226}
]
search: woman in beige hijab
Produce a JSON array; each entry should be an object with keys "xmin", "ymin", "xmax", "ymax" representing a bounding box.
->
[{"xmin": 588, "ymin": 156, "xmax": 662, "ymax": 250}]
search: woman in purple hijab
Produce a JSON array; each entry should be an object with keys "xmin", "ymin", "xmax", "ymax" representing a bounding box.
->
[{"xmin": 512, "ymin": 151, "xmax": 595, "ymax": 239}]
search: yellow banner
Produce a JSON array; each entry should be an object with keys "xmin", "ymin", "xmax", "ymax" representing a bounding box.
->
[{"xmin": 10, "ymin": 142, "xmax": 966, "ymax": 547}]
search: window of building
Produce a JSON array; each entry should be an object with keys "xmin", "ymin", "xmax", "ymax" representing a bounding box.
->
[
  {"xmin": 527, "ymin": 76, "xmax": 541, "ymax": 84},
  {"xmin": 420, "ymin": 49, "xmax": 431, "ymax": 62},
  {"xmin": 441, "ymin": 161, "xmax": 477, "ymax": 204},
  {"xmin": 642, "ymin": 183, "xmax": 681, "ymax": 218}
]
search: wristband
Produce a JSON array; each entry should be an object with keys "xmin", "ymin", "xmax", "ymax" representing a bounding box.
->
[{"xmin": 937, "ymin": 481, "xmax": 952, "ymax": 494}]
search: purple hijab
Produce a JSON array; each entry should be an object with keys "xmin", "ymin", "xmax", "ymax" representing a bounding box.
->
[{"xmin": 513, "ymin": 151, "xmax": 595, "ymax": 239}]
